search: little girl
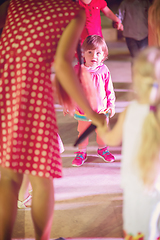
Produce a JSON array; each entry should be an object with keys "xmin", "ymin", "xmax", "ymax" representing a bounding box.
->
[
  {"xmin": 97, "ymin": 46, "xmax": 160, "ymax": 239},
  {"xmin": 79, "ymin": 0, "xmax": 123, "ymax": 44},
  {"xmin": 72, "ymin": 35, "xmax": 116, "ymax": 167}
]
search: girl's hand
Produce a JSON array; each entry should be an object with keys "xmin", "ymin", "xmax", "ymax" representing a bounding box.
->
[
  {"xmin": 108, "ymin": 107, "xmax": 115, "ymax": 118},
  {"xmin": 113, "ymin": 21, "xmax": 123, "ymax": 31},
  {"xmin": 98, "ymin": 108, "xmax": 115, "ymax": 118},
  {"xmin": 117, "ymin": 21, "xmax": 123, "ymax": 31}
]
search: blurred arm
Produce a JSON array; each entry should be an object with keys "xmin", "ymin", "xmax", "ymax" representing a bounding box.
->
[{"xmin": 54, "ymin": 9, "xmax": 106, "ymax": 127}]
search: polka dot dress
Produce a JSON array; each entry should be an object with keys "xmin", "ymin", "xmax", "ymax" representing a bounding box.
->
[{"xmin": 0, "ymin": 0, "xmax": 81, "ymax": 178}]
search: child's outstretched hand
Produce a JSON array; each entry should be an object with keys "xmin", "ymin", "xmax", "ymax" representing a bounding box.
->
[
  {"xmin": 98, "ymin": 107, "xmax": 115, "ymax": 118},
  {"xmin": 107, "ymin": 107, "xmax": 115, "ymax": 118}
]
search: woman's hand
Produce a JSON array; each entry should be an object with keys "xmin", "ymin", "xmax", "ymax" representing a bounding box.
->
[{"xmin": 88, "ymin": 111, "xmax": 107, "ymax": 128}]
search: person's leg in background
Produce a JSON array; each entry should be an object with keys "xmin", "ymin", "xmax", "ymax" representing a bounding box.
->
[
  {"xmin": 28, "ymin": 175, "xmax": 54, "ymax": 240},
  {"xmin": 72, "ymin": 120, "xmax": 90, "ymax": 166},
  {"xmin": 137, "ymin": 36, "xmax": 148, "ymax": 52},
  {"xmin": 125, "ymin": 37, "xmax": 139, "ymax": 57},
  {"xmin": 0, "ymin": 167, "xmax": 23, "ymax": 240},
  {"xmin": 18, "ymin": 174, "xmax": 32, "ymax": 208}
]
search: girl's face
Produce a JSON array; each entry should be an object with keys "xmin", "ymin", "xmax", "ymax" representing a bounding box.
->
[{"xmin": 83, "ymin": 46, "xmax": 104, "ymax": 68}]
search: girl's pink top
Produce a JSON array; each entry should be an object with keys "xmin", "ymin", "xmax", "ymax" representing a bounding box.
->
[
  {"xmin": 79, "ymin": 0, "xmax": 107, "ymax": 43},
  {"xmin": 74, "ymin": 64, "xmax": 115, "ymax": 116}
]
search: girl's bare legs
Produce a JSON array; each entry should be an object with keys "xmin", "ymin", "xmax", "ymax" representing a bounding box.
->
[
  {"xmin": 0, "ymin": 166, "xmax": 23, "ymax": 240},
  {"xmin": 29, "ymin": 175, "xmax": 54, "ymax": 240}
]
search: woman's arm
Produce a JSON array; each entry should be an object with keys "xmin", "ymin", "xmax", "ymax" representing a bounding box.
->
[
  {"xmin": 97, "ymin": 107, "xmax": 127, "ymax": 146},
  {"xmin": 54, "ymin": 9, "xmax": 106, "ymax": 127}
]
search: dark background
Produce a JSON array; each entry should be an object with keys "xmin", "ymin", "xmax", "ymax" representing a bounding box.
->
[
  {"xmin": 106, "ymin": 0, "xmax": 153, "ymax": 12},
  {"xmin": 106, "ymin": 0, "xmax": 123, "ymax": 6},
  {"xmin": 106, "ymin": 0, "xmax": 123, "ymax": 11}
]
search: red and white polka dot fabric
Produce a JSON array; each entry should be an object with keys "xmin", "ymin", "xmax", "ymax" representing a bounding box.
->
[{"xmin": 0, "ymin": 0, "xmax": 81, "ymax": 179}]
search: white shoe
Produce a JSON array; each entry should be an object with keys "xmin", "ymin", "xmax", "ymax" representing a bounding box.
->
[{"xmin": 17, "ymin": 194, "xmax": 32, "ymax": 209}]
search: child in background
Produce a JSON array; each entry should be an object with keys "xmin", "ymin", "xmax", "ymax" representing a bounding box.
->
[
  {"xmin": 97, "ymin": 46, "xmax": 160, "ymax": 239},
  {"xmin": 79, "ymin": 0, "xmax": 123, "ymax": 44},
  {"xmin": 72, "ymin": 35, "xmax": 115, "ymax": 167}
]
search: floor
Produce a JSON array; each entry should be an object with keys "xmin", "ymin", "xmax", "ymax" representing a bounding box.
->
[{"xmin": 11, "ymin": 40, "xmax": 132, "ymax": 240}]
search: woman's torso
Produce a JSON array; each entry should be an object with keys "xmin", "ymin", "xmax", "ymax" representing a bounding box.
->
[{"xmin": 0, "ymin": 0, "xmax": 81, "ymax": 178}]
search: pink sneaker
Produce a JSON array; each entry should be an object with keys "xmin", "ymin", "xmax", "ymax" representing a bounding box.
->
[
  {"xmin": 72, "ymin": 151, "xmax": 87, "ymax": 167},
  {"xmin": 97, "ymin": 147, "xmax": 115, "ymax": 163}
]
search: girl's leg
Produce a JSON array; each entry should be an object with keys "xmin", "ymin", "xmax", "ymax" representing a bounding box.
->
[
  {"xmin": 0, "ymin": 166, "xmax": 23, "ymax": 240},
  {"xmin": 96, "ymin": 118, "xmax": 115, "ymax": 162},
  {"xmin": 57, "ymin": 133, "xmax": 64, "ymax": 153},
  {"xmin": 96, "ymin": 118, "xmax": 109, "ymax": 148},
  {"xmin": 28, "ymin": 175, "xmax": 54, "ymax": 240},
  {"xmin": 125, "ymin": 37, "xmax": 139, "ymax": 57},
  {"xmin": 96, "ymin": 132, "xmax": 106, "ymax": 148},
  {"xmin": 77, "ymin": 120, "xmax": 90, "ymax": 151},
  {"xmin": 72, "ymin": 120, "xmax": 89, "ymax": 166}
]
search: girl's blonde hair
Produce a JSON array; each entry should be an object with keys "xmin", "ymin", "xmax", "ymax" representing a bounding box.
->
[
  {"xmin": 148, "ymin": 0, "xmax": 160, "ymax": 46},
  {"xmin": 82, "ymin": 35, "xmax": 108, "ymax": 61},
  {"xmin": 133, "ymin": 46, "xmax": 160, "ymax": 189}
]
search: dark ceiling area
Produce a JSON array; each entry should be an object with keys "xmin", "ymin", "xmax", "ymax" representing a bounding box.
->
[
  {"xmin": 106, "ymin": 0, "xmax": 123, "ymax": 4},
  {"xmin": 105, "ymin": 0, "xmax": 123, "ymax": 12}
]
